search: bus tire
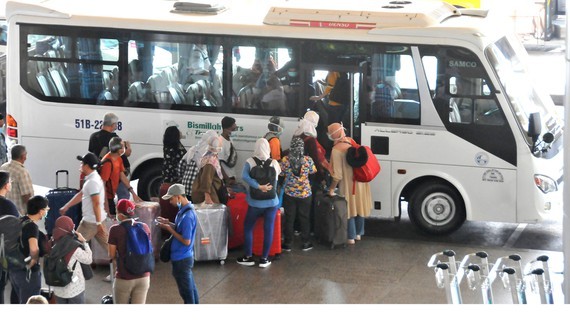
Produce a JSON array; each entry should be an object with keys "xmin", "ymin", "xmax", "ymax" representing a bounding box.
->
[
  {"xmin": 408, "ymin": 182, "xmax": 466, "ymax": 235},
  {"xmin": 137, "ymin": 165, "xmax": 163, "ymax": 201}
]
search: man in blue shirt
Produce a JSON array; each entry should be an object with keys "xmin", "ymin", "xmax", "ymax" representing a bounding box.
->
[{"xmin": 157, "ymin": 184, "xmax": 198, "ymax": 304}]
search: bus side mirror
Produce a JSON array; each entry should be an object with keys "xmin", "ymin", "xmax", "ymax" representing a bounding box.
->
[{"xmin": 528, "ymin": 112, "xmax": 541, "ymax": 147}]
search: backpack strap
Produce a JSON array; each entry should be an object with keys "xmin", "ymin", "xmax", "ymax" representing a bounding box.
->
[{"xmin": 252, "ymin": 157, "xmax": 262, "ymax": 166}]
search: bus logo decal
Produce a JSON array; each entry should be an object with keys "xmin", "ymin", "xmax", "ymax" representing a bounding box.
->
[
  {"xmin": 449, "ymin": 60, "xmax": 477, "ymax": 68},
  {"xmin": 475, "ymin": 152, "xmax": 489, "ymax": 166},
  {"xmin": 290, "ymin": 19, "xmax": 376, "ymax": 30}
]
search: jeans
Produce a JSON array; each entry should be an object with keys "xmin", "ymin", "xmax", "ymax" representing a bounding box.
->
[
  {"xmin": 9, "ymin": 268, "xmax": 41, "ymax": 304},
  {"xmin": 347, "ymin": 215, "xmax": 365, "ymax": 240},
  {"xmin": 243, "ymin": 205, "xmax": 278, "ymax": 258},
  {"xmin": 171, "ymin": 257, "xmax": 199, "ymax": 304},
  {"xmin": 117, "ymin": 181, "xmax": 130, "ymax": 201},
  {"xmin": 55, "ymin": 291, "xmax": 85, "ymax": 304},
  {"xmin": 283, "ymin": 194, "xmax": 312, "ymax": 246},
  {"xmin": 0, "ymin": 270, "xmax": 6, "ymax": 304}
]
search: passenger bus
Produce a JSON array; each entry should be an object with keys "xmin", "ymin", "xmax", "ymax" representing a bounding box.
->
[{"xmin": 5, "ymin": 0, "xmax": 563, "ymax": 234}]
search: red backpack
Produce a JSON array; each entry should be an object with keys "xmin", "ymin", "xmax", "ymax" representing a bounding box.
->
[{"xmin": 346, "ymin": 139, "xmax": 381, "ymax": 193}]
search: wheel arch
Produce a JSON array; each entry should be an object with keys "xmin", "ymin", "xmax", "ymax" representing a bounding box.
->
[
  {"xmin": 399, "ymin": 174, "xmax": 472, "ymax": 221},
  {"xmin": 131, "ymin": 157, "xmax": 163, "ymax": 182}
]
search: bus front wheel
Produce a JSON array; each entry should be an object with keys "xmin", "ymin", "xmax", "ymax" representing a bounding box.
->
[
  {"xmin": 137, "ymin": 165, "xmax": 163, "ymax": 201},
  {"xmin": 408, "ymin": 182, "xmax": 466, "ymax": 235}
]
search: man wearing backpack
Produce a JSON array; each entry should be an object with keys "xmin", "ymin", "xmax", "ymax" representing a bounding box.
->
[
  {"xmin": 108, "ymin": 199, "xmax": 152, "ymax": 304},
  {"xmin": 0, "ymin": 170, "xmax": 19, "ymax": 304},
  {"xmin": 9, "ymin": 196, "xmax": 49, "ymax": 304}
]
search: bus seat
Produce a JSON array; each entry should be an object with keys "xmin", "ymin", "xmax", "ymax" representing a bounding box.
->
[
  {"xmin": 168, "ymin": 83, "xmax": 186, "ymax": 105},
  {"xmin": 448, "ymin": 98, "xmax": 461, "ymax": 123},
  {"xmin": 49, "ymin": 67, "xmax": 69, "ymax": 97},
  {"xmin": 27, "ymin": 61, "xmax": 43, "ymax": 94},
  {"xmin": 185, "ymin": 83, "xmax": 201, "ymax": 105},
  {"xmin": 36, "ymin": 72, "xmax": 58, "ymax": 97},
  {"xmin": 238, "ymin": 84, "xmax": 256, "ymax": 109},
  {"xmin": 147, "ymin": 74, "xmax": 170, "ymax": 103},
  {"xmin": 394, "ymin": 99, "xmax": 419, "ymax": 119}
]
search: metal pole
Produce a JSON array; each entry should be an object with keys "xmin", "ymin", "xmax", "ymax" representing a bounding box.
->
[
  {"xmin": 535, "ymin": 255, "xmax": 554, "ymax": 304},
  {"xmin": 503, "ymin": 267, "xmax": 522, "ymax": 304},
  {"xmin": 531, "ymin": 268, "xmax": 548, "ymax": 304}
]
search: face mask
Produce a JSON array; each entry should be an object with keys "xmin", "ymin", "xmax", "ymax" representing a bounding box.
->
[
  {"xmin": 177, "ymin": 201, "xmax": 182, "ymax": 209},
  {"xmin": 288, "ymin": 71, "xmax": 298, "ymax": 78},
  {"xmin": 327, "ymin": 126, "xmax": 344, "ymax": 141}
]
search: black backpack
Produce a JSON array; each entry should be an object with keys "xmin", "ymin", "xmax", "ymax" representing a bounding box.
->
[
  {"xmin": 329, "ymin": 72, "xmax": 350, "ymax": 105},
  {"xmin": 0, "ymin": 216, "xmax": 33, "ymax": 271},
  {"xmin": 249, "ymin": 157, "xmax": 277, "ymax": 200},
  {"xmin": 43, "ymin": 235, "xmax": 81, "ymax": 287}
]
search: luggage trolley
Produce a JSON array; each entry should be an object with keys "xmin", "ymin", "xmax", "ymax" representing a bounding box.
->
[
  {"xmin": 428, "ymin": 250, "xmax": 462, "ymax": 304},
  {"xmin": 524, "ymin": 255, "xmax": 554, "ymax": 304},
  {"xmin": 488, "ymin": 254, "xmax": 527, "ymax": 304},
  {"xmin": 458, "ymin": 251, "xmax": 493, "ymax": 304}
]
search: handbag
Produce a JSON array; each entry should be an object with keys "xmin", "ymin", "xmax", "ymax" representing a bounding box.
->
[
  {"xmin": 80, "ymin": 263, "xmax": 93, "ymax": 280},
  {"xmin": 160, "ymin": 235, "xmax": 173, "ymax": 263}
]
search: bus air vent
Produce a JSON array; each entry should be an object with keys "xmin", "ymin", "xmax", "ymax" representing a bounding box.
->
[{"xmin": 171, "ymin": 1, "xmax": 228, "ymax": 15}]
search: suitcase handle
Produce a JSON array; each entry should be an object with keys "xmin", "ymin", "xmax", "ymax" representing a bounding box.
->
[{"xmin": 56, "ymin": 170, "xmax": 69, "ymax": 189}]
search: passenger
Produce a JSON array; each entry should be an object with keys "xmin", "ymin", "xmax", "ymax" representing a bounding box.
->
[
  {"xmin": 0, "ymin": 170, "xmax": 18, "ymax": 304},
  {"xmin": 108, "ymin": 199, "xmax": 151, "ymax": 304},
  {"xmin": 218, "ymin": 116, "xmax": 238, "ymax": 185},
  {"xmin": 0, "ymin": 113, "xmax": 8, "ymax": 165},
  {"xmin": 0, "ymin": 144, "xmax": 34, "ymax": 215},
  {"xmin": 60, "ymin": 152, "xmax": 110, "ymax": 282},
  {"xmin": 191, "ymin": 135, "xmax": 227, "ymax": 205},
  {"xmin": 310, "ymin": 71, "xmax": 349, "ymax": 124},
  {"xmin": 279, "ymin": 137, "xmax": 316, "ymax": 252},
  {"xmin": 326, "ymin": 123, "xmax": 372, "ymax": 245},
  {"xmin": 236, "ymin": 138, "xmax": 281, "ymax": 268},
  {"xmin": 99, "ymin": 137, "xmax": 141, "ymax": 217},
  {"xmin": 263, "ymin": 116, "xmax": 284, "ymax": 161},
  {"xmin": 9, "ymin": 196, "xmax": 49, "ymax": 303},
  {"xmin": 88, "ymin": 112, "xmax": 132, "ymax": 201},
  {"xmin": 26, "ymin": 295, "xmax": 48, "ymax": 304},
  {"xmin": 50, "ymin": 216, "xmax": 92, "ymax": 304},
  {"xmin": 178, "ymin": 130, "xmax": 218, "ymax": 199},
  {"xmin": 188, "ymin": 44, "xmax": 211, "ymax": 81},
  {"xmin": 157, "ymin": 184, "xmax": 199, "ymax": 304},
  {"xmin": 260, "ymin": 75, "xmax": 286, "ymax": 113},
  {"xmin": 159, "ymin": 125, "xmax": 187, "ymax": 222},
  {"xmin": 293, "ymin": 111, "xmax": 331, "ymax": 184}
]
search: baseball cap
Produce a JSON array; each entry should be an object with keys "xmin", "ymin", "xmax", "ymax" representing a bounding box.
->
[
  {"xmin": 76, "ymin": 152, "xmax": 100, "ymax": 169},
  {"xmin": 117, "ymin": 199, "xmax": 136, "ymax": 217},
  {"xmin": 161, "ymin": 183, "xmax": 185, "ymax": 200}
]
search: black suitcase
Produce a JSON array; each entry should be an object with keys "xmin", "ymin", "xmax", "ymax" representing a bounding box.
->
[
  {"xmin": 314, "ymin": 190, "xmax": 347, "ymax": 249},
  {"xmin": 45, "ymin": 170, "xmax": 82, "ymax": 236}
]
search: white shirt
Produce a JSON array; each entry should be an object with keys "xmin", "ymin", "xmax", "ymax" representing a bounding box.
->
[
  {"xmin": 81, "ymin": 171, "xmax": 107, "ymax": 223},
  {"xmin": 218, "ymin": 136, "xmax": 236, "ymax": 178}
]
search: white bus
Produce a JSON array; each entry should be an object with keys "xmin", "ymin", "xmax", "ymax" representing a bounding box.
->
[{"xmin": 5, "ymin": 0, "xmax": 562, "ymax": 234}]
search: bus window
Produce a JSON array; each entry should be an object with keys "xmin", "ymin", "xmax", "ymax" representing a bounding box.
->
[
  {"xmin": 232, "ymin": 45, "xmax": 291, "ymax": 115},
  {"xmin": 369, "ymin": 50, "xmax": 420, "ymax": 124}
]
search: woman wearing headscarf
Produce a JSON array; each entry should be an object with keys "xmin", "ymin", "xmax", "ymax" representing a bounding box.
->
[
  {"xmin": 160, "ymin": 125, "xmax": 187, "ymax": 221},
  {"xmin": 279, "ymin": 137, "xmax": 316, "ymax": 252},
  {"xmin": 178, "ymin": 130, "xmax": 218, "ymax": 199},
  {"xmin": 236, "ymin": 138, "xmax": 281, "ymax": 268},
  {"xmin": 191, "ymin": 135, "xmax": 227, "ymax": 205},
  {"xmin": 326, "ymin": 123, "xmax": 372, "ymax": 245},
  {"xmin": 293, "ymin": 111, "xmax": 331, "ymax": 183},
  {"xmin": 50, "ymin": 216, "xmax": 93, "ymax": 304}
]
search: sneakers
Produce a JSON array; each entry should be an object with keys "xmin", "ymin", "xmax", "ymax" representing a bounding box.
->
[
  {"xmin": 281, "ymin": 245, "xmax": 292, "ymax": 252},
  {"xmin": 236, "ymin": 256, "xmax": 255, "ymax": 266},
  {"xmin": 259, "ymin": 257, "xmax": 272, "ymax": 268},
  {"xmin": 103, "ymin": 274, "xmax": 112, "ymax": 282},
  {"xmin": 294, "ymin": 230, "xmax": 301, "ymax": 236},
  {"xmin": 301, "ymin": 242, "xmax": 313, "ymax": 251}
]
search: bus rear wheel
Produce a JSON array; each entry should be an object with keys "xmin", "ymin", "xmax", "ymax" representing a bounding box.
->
[
  {"xmin": 137, "ymin": 165, "xmax": 163, "ymax": 201},
  {"xmin": 408, "ymin": 182, "xmax": 465, "ymax": 235}
]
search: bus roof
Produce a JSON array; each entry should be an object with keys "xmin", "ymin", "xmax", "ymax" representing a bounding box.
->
[{"xmin": 6, "ymin": 0, "xmax": 501, "ymax": 49}]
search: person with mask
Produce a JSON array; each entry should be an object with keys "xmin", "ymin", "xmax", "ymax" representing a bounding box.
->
[
  {"xmin": 263, "ymin": 116, "xmax": 284, "ymax": 161},
  {"xmin": 178, "ymin": 130, "xmax": 218, "ymax": 199},
  {"xmin": 218, "ymin": 116, "xmax": 238, "ymax": 185},
  {"xmin": 99, "ymin": 137, "xmax": 141, "ymax": 216},
  {"xmin": 236, "ymin": 138, "xmax": 281, "ymax": 268},
  {"xmin": 9, "ymin": 195, "xmax": 49, "ymax": 303},
  {"xmin": 326, "ymin": 123, "xmax": 372, "ymax": 245},
  {"xmin": 279, "ymin": 137, "xmax": 316, "ymax": 252},
  {"xmin": 50, "ymin": 216, "xmax": 92, "ymax": 304},
  {"xmin": 157, "ymin": 184, "xmax": 199, "ymax": 304},
  {"xmin": 191, "ymin": 135, "xmax": 227, "ymax": 205}
]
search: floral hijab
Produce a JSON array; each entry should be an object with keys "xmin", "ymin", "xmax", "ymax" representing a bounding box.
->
[
  {"xmin": 183, "ymin": 130, "xmax": 218, "ymax": 165},
  {"xmin": 199, "ymin": 135, "xmax": 224, "ymax": 179}
]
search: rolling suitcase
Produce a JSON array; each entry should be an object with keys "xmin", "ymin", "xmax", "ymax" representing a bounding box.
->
[
  {"xmin": 227, "ymin": 193, "xmax": 247, "ymax": 249},
  {"xmin": 252, "ymin": 209, "xmax": 281, "ymax": 257},
  {"xmin": 193, "ymin": 203, "xmax": 228, "ymax": 264},
  {"xmin": 134, "ymin": 201, "xmax": 161, "ymax": 259},
  {"xmin": 314, "ymin": 190, "xmax": 347, "ymax": 249},
  {"xmin": 45, "ymin": 170, "xmax": 82, "ymax": 236}
]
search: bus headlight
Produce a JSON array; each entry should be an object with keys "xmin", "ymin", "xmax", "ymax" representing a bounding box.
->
[{"xmin": 534, "ymin": 175, "xmax": 557, "ymax": 194}]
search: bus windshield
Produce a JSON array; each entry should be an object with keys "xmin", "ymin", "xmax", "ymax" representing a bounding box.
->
[{"xmin": 486, "ymin": 36, "xmax": 562, "ymax": 147}]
